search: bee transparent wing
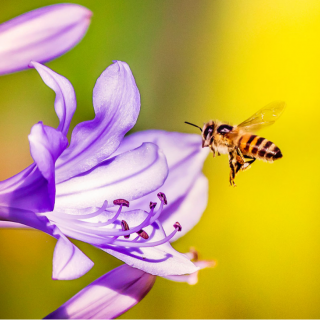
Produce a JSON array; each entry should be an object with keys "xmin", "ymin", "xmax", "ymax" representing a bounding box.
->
[{"xmin": 237, "ymin": 101, "xmax": 286, "ymax": 132}]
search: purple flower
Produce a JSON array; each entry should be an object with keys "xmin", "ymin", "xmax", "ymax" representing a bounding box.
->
[
  {"xmin": 0, "ymin": 4, "xmax": 92, "ymax": 75},
  {"xmin": 0, "ymin": 60, "xmax": 208, "ymax": 281},
  {"xmin": 43, "ymin": 122, "xmax": 211, "ymax": 319}
]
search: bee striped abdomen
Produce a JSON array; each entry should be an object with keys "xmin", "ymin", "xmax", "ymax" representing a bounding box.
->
[{"xmin": 238, "ymin": 134, "xmax": 282, "ymax": 162}]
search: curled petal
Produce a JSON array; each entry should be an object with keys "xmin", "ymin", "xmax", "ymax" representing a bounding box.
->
[
  {"xmin": 0, "ymin": 4, "xmax": 92, "ymax": 75},
  {"xmin": 55, "ymin": 143, "xmax": 168, "ymax": 209},
  {"xmin": 29, "ymin": 122, "xmax": 68, "ymax": 179},
  {"xmin": 29, "ymin": 122, "xmax": 68, "ymax": 209},
  {"xmin": 45, "ymin": 264, "xmax": 156, "ymax": 319},
  {"xmin": 56, "ymin": 61, "xmax": 140, "ymax": 183},
  {"xmin": 30, "ymin": 62, "xmax": 76, "ymax": 135}
]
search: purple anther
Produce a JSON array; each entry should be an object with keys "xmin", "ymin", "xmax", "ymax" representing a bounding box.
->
[
  {"xmin": 113, "ymin": 199, "xmax": 130, "ymax": 207},
  {"xmin": 121, "ymin": 220, "xmax": 130, "ymax": 239},
  {"xmin": 137, "ymin": 229, "xmax": 149, "ymax": 240},
  {"xmin": 157, "ymin": 192, "xmax": 167, "ymax": 205},
  {"xmin": 149, "ymin": 202, "xmax": 157, "ymax": 209},
  {"xmin": 173, "ymin": 222, "xmax": 182, "ymax": 232}
]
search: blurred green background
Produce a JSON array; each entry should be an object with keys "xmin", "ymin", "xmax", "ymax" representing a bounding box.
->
[{"xmin": 0, "ymin": 0, "xmax": 320, "ymax": 318}]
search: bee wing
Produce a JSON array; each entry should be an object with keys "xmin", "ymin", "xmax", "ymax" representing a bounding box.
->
[{"xmin": 237, "ymin": 101, "xmax": 286, "ymax": 132}]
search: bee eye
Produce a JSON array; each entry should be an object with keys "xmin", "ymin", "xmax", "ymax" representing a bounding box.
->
[
  {"xmin": 204, "ymin": 125, "xmax": 214, "ymax": 138},
  {"xmin": 217, "ymin": 125, "xmax": 233, "ymax": 134}
]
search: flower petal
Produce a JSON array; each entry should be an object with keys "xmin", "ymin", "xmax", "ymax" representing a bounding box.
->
[
  {"xmin": 163, "ymin": 259, "xmax": 216, "ymax": 285},
  {"xmin": 44, "ymin": 264, "xmax": 156, "ymax": 319},
  {"xmin": 30, "ymin": 62, "xmax": 76, "ymax": 135},
  {"xmin": 0, "ymin": 4, "xmax": 92, "ymax": 75},
  {"xmin": 55, "ymin": 142, "xmax": 168, "ymax": 209},
  {"xmin": 55, "ymin": 61, "xmax": 140, "ymax": 183},
  {"xmin": 52, "ymin": 227, "xmax": 94, "ymax": 280}
]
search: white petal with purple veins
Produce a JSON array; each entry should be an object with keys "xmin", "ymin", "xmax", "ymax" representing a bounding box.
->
[{"xmin": 55, "ymin": 143, "xmax": 168, "ymax": 209}]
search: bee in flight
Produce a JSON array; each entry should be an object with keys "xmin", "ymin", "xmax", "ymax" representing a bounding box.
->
[{"xmin": 185, "ymin": 101, "xmax": 285, "ymax": 186}]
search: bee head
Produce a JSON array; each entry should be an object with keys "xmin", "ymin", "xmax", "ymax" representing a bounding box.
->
[{"xmin": 202, "ymin": 121, "xmax": 215, "ymax": 148}]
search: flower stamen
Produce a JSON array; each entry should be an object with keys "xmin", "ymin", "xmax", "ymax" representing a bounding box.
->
[
  {"xmin": 47, "ymin": 192, "xmax": 179, "ymax": 248},
  {"xmin": 137, "ymin": 229, "xmax": 149, "ymax": 239},
  {"xmin": 173, "ymin": 222, "xmax": 182, "ymax": 232},
  {"xmin": 157, "ymin": 192, "xmax": 167, "ymax": 205},
  {"xmin": 106, "ymin": 199, "xmax": 128, "ymax": 225},
  {"xmin": 109, "ymin": 221, "xmax": 182, "ymax": 248},
  {"xmin": 121, "ymin": 220, "xmax": 130, "ymax": 239},
  {"xmin": 113, "ymin": 199, "xmax": 129, "ymax": 207},
  {"xmin": 149, "ymin": 202, "xmax": 157, "ymax": 209}
]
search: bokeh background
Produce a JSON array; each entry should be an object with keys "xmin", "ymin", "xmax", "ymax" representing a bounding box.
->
[{"xmin": 0, "ymin": 0, "xmax": 320, "ymax": 318}]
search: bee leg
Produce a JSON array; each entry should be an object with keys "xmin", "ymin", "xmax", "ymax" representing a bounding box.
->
[
  {"xmin": 242, "ymin": 156, "xmax": 256, "ymax": 171},
  {"xmin": 236, "ymin": 147, "xmax": 245, "ymax": 165},
  {"xmin": 228, "ymin": 150, "xmax": 239, "ymax": 187},
  {"xmin": 229, "ymin": 167, "xmax": 236, "ymax": 187},
  {"xmin": 209, "ymin": 145, "xmax": 216, "ymax": 157}
]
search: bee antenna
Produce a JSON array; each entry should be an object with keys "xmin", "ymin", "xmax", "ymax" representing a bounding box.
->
[{"xmin": 184, "ymin": 121, "xmax": 202, "ymax": 132}]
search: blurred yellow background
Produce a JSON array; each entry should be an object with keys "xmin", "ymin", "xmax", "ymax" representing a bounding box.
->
[{"xmin": 0, "ymin": 0, "xmax": 320, "ymax": 318}]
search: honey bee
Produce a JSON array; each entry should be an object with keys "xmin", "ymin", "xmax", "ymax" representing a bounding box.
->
[{"xmin": 185, "ymin": 101, "xmax": 286, "ymax": 186}]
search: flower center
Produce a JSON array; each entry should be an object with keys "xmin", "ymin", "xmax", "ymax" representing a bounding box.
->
[{"xmin": 46, "ymin": 192, "xmax": 181, "ymax": 248}]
